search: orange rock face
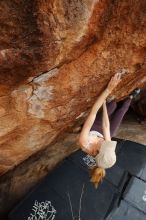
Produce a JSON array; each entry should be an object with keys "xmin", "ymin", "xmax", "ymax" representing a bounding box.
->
[{"xmin": 0, "ymin": 0, "xmax": 146, "ymax": 175}]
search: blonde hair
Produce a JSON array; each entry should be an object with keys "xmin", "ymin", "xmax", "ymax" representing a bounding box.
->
[{"xmin": 89, "ymin": 167, "xmax": 106, "ymax": 189}]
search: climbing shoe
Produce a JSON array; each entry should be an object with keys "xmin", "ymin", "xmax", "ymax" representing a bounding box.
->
[{"xmin": 129, "ymin": 88, "xmax": 141, "ymax": 99}]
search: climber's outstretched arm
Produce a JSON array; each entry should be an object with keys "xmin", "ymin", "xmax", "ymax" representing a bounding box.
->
[
  {"xmin": 79, "ymin": 73, "xmax": 121, "ymax": 147},
  {"xmin": 79, "ymin": 88, "xmax": 109, "ymax": 147},
  {"xmin": 102, "ymin": 101, "xmax": 111, "ymax": 141}
]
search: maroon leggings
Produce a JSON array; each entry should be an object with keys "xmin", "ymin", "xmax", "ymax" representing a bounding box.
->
[{"xmin": 90, "ymin": 97, "xmax": 132, "ymax": 137}]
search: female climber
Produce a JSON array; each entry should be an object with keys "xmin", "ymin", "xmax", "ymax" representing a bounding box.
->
[{"xmin": 78, "ymin": 72, "xmax": 140, "ymax": 188}]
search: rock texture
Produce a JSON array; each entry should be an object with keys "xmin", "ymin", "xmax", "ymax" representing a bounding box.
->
[{"xmin": 0, "ymin": 0, "xmax": 146, "ymax": 176}]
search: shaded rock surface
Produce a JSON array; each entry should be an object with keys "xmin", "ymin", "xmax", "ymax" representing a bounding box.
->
[
  {"xmin": 132, "ymin": 89, "xmax": 146, "ymax": 117},
  {"xmin": 0, "ymin": 0, "xmax": 146, "ymax": 181}
]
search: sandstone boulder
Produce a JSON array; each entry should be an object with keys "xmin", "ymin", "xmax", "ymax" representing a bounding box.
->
[{"xmin": 0, "ymin": 0, "xmax": 146, "ymax": 175}]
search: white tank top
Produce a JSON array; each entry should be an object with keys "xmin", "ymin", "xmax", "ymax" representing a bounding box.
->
[
  {"xmin": 85, "ymin": 130, "xmax": 104, "ymax": 149},
  {"xmin": 89, "ymin": 130, "xmax": 103, "ymax": 138}
]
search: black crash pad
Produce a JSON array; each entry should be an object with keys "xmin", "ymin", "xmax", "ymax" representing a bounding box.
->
[
  {"xmin": 8, "ymin": 139, "xmax": 146, "ymax": 220},
  {"xmin": 123, "ymin": 177, "xmax": 146, "ymax": 214},
  {"xmin": 116, "ymin": 140, "xmax": 146, "ymax": 180},
  {"xmin": 9, "ymin": 159, "xmax": 119, "ymax": 220},
  {"xmin": 106, "ymin": 200, "xmax": 146, "ymax": 220},
  {"xmin": 45, "ymin": 160, "xmax": 119, "ymax": 220},
  {"xmin": 9, "ymin": 187, "xmax": 75, "ymax": 220}
]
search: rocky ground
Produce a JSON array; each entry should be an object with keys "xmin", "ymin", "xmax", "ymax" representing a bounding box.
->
[{"xmin": 116, "ymin": 109, "xmax": 146, "ymax": 145}]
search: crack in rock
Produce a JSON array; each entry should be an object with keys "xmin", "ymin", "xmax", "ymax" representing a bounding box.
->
[{"xmin": 33, "ymin": 68, "xmax": 58, "ymax": 84}]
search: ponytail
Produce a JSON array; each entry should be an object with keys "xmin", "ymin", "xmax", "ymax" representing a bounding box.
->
[{"xmin": 89, "ymin": 167, "xmax": 106, "ymax": 189}]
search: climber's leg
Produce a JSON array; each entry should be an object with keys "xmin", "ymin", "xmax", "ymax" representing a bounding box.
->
[
  {"xmin": 106, "ymin": 100, "xmax": 118, "ymax": 115},
  {"xmin": 90, "ymin": 100, "xmax": 117, "ymax": 133},
  {"xmin": 110, "ymin": 97, "xmax": 132, "ymax": 137}
]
